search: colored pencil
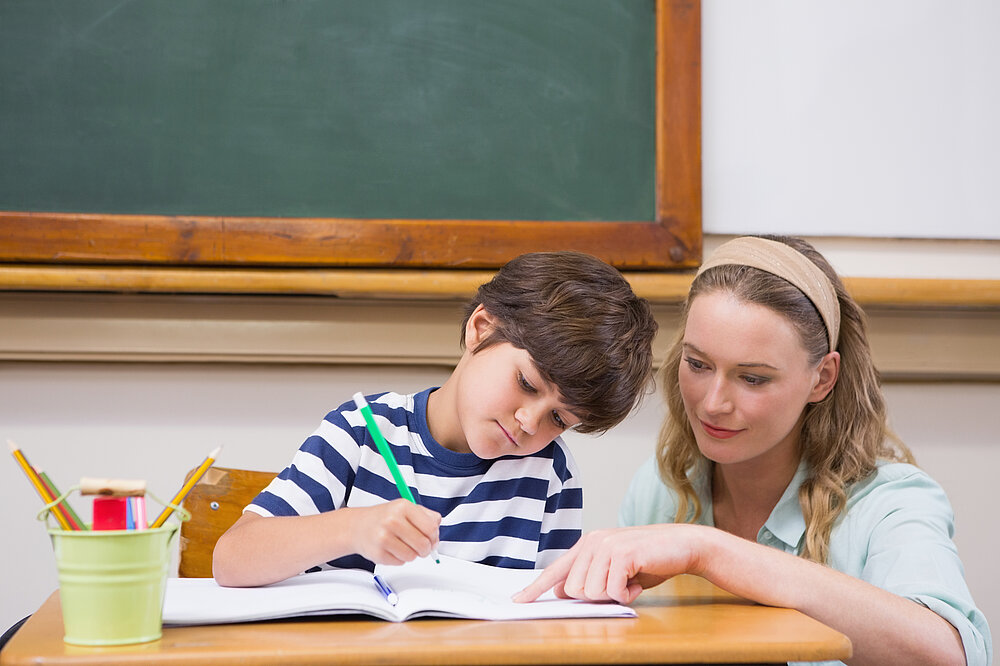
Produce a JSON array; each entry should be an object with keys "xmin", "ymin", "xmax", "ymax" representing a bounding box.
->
[
  {"xmin": 150, "ymin": 446, "xmax": 221, "ymax": 528},
  {"xmin": 36, "ymin": 468, "xmax": 84, "ymax": 531},
  {"xmin": 7, "ymin": 440, "xmax": 73, "ymax": 530}
]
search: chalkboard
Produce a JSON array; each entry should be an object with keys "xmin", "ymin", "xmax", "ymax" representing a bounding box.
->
[{"xmin": 0, "ymin": 0, "xmax": 701, "ymax": 269}]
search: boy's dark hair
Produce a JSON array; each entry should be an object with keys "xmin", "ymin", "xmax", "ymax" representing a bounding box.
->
[{"xmin": 461, "ymin": 251, "xmax": 657, "ymax": 434}]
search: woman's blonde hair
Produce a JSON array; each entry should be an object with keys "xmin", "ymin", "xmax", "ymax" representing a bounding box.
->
[{"xmin": 656, "ymin": 235, "xmax": 914, "ymax": 563}]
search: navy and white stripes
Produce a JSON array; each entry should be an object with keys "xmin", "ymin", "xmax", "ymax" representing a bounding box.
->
[{"xmin": 247, "ymin": 388, "xmax": 582, "ymax": 572}]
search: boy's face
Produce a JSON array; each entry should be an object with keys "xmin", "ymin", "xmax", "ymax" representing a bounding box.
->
[{"xmin": 441, "ymin": 306, "xmax": 582, "ymax": 458}]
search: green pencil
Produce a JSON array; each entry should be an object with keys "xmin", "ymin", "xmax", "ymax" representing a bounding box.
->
[
  {"xmin": 38, "ymin": 469, "xmax": 87, "ymax": 530},
  {"xmin": 353, "ymin": 392, "xmax": 439, "ymax": 563}
]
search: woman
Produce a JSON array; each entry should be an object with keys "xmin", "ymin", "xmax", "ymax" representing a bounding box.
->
[{"xmin": 515, "ymin": 236, "xmax": 991, "ymax": 666}]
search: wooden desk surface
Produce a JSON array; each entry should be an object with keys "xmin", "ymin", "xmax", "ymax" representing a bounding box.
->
[{"xmin": 0, "ymin": 575, "xmax": 851, "ymax": 666}]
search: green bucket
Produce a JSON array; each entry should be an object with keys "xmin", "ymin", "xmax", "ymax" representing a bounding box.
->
[
  {"xmin": 39, "ymin": 486, "xmax": 188, "ymax": 646},
  {"xmin": 48, "ymin": 523, "xmax": 179, "ymax": 645}
]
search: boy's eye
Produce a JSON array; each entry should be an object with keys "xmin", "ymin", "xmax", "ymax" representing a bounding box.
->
[
  {"xmin": 517, "ymin": 372, "xmax": 536, "ymax": 393},
  {"xmin": 551, "ymin": 411, "xmax": 567, "ymax": 429},
  {"xmin": 742, "ymin": 374, "xmax": 770, "ymax": 386}
]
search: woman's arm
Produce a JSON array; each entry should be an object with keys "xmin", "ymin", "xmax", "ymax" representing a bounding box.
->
[
  {"xmin": 515, "ymin": 524, "xmax": 966, "ymax": 666},
  {"xmin": 212, "ymin": 500, "xmax": 440, "ymax": 587}
]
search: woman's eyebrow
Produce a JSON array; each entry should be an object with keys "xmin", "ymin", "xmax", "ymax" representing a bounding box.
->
[{"xmin": 682, "ymin": 342, "xmax": 779, "ymax": 370}]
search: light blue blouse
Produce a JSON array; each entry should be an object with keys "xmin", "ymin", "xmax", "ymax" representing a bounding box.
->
[{"xmin": 620, "ymin": 457, "xmax": 992, "ymax": 666}]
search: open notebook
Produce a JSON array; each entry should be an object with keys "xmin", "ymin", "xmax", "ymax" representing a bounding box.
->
[{"xmin": 162, "ymin": 554, "xmax": 636, "ymax": 624}]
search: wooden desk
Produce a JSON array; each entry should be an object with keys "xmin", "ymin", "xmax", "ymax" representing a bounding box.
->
[{"xmin": 1, "ymin": 575, "xmax": 851, "ymax": 665}]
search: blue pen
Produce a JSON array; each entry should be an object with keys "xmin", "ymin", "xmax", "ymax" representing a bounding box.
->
[
  {"xmin": 125, "ymin": 494, "xmax": 135, "ymax": 530},
  {"xmin": 373, "ymin": 574, "xmax": 398, "ymax": 606}
]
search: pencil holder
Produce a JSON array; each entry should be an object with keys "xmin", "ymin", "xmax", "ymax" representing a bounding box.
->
[{"xmin": 39, "ymin": 488, "xmax": 190, "ymax": 646}]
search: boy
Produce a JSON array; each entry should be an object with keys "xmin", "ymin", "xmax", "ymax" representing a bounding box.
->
[{"xmin": 213, "ymin": 251, "xmax": 657, "ymax": 587}]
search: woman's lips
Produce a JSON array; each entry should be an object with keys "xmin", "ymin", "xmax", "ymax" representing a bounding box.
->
[{"xmin": 700, "ymin": 420, "xmax": 742, "ymax": 439}]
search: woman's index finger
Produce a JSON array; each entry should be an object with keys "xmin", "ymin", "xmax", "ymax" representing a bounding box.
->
[{"xmin": 511, "ymin": 556, "xmax": 573, "ymax": 603}]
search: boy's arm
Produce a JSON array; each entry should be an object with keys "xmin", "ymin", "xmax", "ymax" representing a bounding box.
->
[{"xmin": 212, "ymin": 499, "xmax": 441, "ymax": 587}]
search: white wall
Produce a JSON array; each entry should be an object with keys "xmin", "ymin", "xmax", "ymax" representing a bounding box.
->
[
  {"xmin": 703, "ymin": 0, "xmax": 1000, "ymax": 240},
  {"xmin": 2, "ymin": 362, "xmax": 997, "ymax": 646}
]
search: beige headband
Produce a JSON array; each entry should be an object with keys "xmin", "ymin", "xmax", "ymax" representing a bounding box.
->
[{"xmin": 696, "ymin": 237, "xmax": 841, "ymax": 351}]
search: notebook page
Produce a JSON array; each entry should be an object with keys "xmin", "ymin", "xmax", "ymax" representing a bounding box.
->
[
  {"xmin": 376, "ymin": 555, "xmax": 635, "ymax": 620},
  {"xmin": 163, "ymin": 568, "xmax": 395, "ymax": 624}
]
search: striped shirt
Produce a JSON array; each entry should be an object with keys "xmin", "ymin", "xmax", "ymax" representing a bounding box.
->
[{"xmin": 246, "ymin": 388, "xmax": 583, "ymax": 572}]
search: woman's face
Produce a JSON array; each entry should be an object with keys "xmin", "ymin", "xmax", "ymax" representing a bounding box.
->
[{"xmin": 678, "ymin": 291, "xmax": 836, "ymax": 468}]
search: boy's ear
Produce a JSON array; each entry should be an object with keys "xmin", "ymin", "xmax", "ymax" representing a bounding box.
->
[{"xmin": 465, "ymin": 304, "xmax": 497, "ymax": 351}]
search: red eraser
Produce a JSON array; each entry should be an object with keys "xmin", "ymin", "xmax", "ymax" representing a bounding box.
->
[{"xmin": 92, "ymin": 496, "xmax": 128, "ymax": 530}]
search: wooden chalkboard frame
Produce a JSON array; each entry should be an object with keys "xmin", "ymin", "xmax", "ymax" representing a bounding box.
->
[{"xmin": 0, "ymin": 0, "xmax": 700, "ymax": 271}]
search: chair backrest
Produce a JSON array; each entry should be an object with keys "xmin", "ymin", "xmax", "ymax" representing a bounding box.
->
[{"xmin": 178, "ymin": 466, "xmax": 276, "ymax": 578}]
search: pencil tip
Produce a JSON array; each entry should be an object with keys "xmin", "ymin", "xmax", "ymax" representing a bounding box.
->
[
  {"xmin": 7, "ymin": 439, "xmax": 18, "ymax": 453},
  {"xmin": 209, "ymin": 445, "xmax": 222, "ymax": 459}
]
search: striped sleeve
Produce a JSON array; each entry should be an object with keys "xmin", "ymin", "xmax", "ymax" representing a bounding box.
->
[
  {"xmin": 246, "ymin": 406, "xmax": 366, "ymax": 518},
  {"xmin": 535, "ymin": 439, "xmax": 583, "ymax": 567}
]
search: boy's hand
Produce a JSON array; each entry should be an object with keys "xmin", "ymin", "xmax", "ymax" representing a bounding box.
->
[{"xmin": 344, "ymin": 499, "xmax": 441, "ymax": 565}]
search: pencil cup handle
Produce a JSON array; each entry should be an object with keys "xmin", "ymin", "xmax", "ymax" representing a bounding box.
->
[
  {"xmin": 36, "ymin": 487, "xmax": 192, "ymax": 527},
  {"xmin": 146, "ymin": 490, "xmax": 192, "ymax": 524},
  {"xmin": 37, "ymin": 484, "xmax": 81, "ymax": 526}
]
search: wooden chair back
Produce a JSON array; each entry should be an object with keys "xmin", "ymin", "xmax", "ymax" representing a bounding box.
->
[{"xmin": 178, "ymin": 466, "xmax": 276, "ymax": 578}]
